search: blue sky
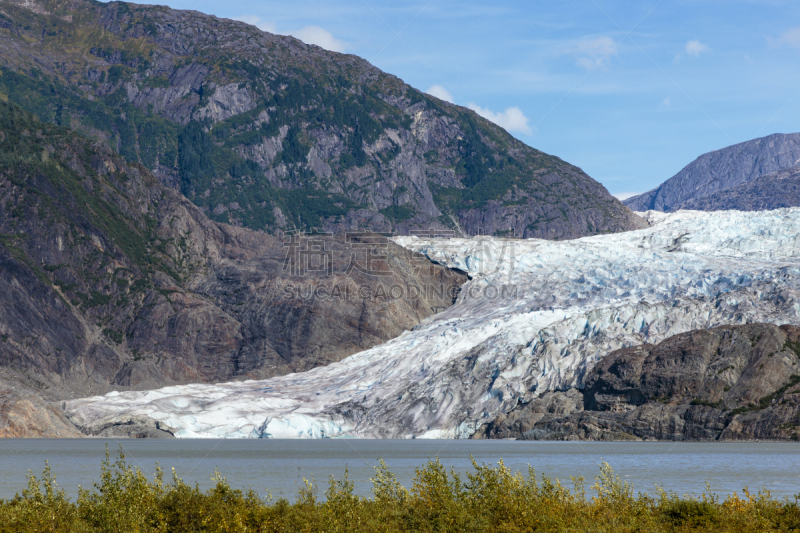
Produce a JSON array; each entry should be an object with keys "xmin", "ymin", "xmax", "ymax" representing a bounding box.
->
[{"xmin": 137, "ymin": 0, "xmax": 800, "ymax": 198}]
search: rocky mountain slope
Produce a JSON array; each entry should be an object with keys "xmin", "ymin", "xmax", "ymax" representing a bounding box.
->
[
  {"xmin": 678, "ymin": 165, "xmax": 800, "ymax": 211},
  {"xmin": 481, "ymin": 323, "xmax": 800, "ymax": 441},
  {"xmin": 0, "ymin": 0, "xmax": 643, "ymax": 238},
  {"xmin": 0, "ymin": 377, "xmax": 83, "ymax": 437},
  {"xmin": 0, "ymin": 100, "xmax": 466, "ymax": 436},
  {"xmin": 65, "ymin": 208, "xmax": 800, "ymax": 439},
  {"xmin": 625, "ymin": 133, "xmax": 800, "ymax": 212}
]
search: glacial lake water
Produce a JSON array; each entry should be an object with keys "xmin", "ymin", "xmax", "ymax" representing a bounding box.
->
[{"xmin": 1, "ymin": 439, "xmax": 800, "ymax": 501}]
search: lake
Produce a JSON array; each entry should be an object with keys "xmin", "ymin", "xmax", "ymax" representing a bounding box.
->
[{"xmin": 1, "ymin": 439, "xmax": 799, "ymax": 500}]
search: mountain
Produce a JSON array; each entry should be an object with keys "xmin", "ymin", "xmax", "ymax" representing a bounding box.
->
[
  {"xmin": 0, "ymin": 100, "xmax": 466, "ymax": 436},
  {"xmin": 482, "ymin": 323, "xmax": 800, "ymax": 442},
  {"xmin": 624, "ymin": 133, "xmax": 800, "ymax": 212},
  {"xmin": 65, "ymin": 209, "xmax": 800, "ymax": 439},
  {"xmin": 0, "ymin": 0, "xmax": 644, "ymax": 239},
  {"xmin": 679, "ymin": 165, "xmax": 800, "ymax": 211}
]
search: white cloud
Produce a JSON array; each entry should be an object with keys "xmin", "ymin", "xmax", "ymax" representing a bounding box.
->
[
  {"xmin": 775, "ymin": 27, "xmax": 800, "ymax": 49},
  {"xmin": 233, "ymin": 15, "xmax": 276, "ymax": 34},
  {"xmin": 467, "ymin": 103, "xmax": 532, "ymax": 135},
  {"xmin": 613, "ymin": 192, "xmax": 641, "ymax": 201},
  {"xmin": 685, "ymin": 40, "xmax": 710, "ymax": 56},
  {"xmin": 426, "ymin": 85, "xmax": 454, "ymax": 103},
  {"xmin": 567, "ymin": 36, "xmax": 617, "ymax": 70},
  {"xmin": 289, "ymin": 26, "xmax": 348, "ymax": 53},
  {"xmin": 660, "ymin": 96, "xmax": 671, "ymax": 108},
  {"xmin": 233, "ymin": 17, "xmax": 347, "ymax": 53}
]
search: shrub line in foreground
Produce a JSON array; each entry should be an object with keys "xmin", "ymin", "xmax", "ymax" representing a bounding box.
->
[{"xmin": 2, "ymin": 447, "xmax": 800, "ymax": 532}]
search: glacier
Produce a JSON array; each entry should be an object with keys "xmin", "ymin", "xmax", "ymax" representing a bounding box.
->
[{"xmin": 65, "ymin": 209, "xmax": 800, "ymax": 439}]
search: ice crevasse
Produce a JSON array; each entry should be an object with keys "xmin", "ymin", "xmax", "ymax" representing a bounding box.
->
[{"xmin": 65, "ymin": 209, "xmax": 800, "ymax": 439}]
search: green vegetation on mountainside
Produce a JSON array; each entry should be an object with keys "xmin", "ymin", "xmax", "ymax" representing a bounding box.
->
[
  {"xmin": 0, "ymin": 0, "xmax": 640, "ymax": 238},
  {"xmin": 0, "ymin": 99, "xmax": 185, "ymax": 324}
]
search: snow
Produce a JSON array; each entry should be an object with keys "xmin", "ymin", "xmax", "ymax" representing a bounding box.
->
[{"xmin": 65, "ymin": 209, "xmax": 800, "ymax": 438}]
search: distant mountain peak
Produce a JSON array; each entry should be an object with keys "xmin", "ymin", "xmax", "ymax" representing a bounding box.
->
[{"xmin": 624, "ymin": 132, "xmax": 800, "ymax": 212}]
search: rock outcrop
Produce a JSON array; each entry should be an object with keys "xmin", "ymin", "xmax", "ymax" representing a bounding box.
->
[
  {"xmin": 481, "ymin": 324, "xmax": 800, "ymax": 441},
  {"xmin": 0, "ymin": 378, "xmax": 83, "ymax": 438},
  {"xmin": 0, "ymin": 0, "xmax": 644, "ymax": 239},
  {"xmin": 625, "ymin": 133, "xmax": 800, "ymax": 212}
]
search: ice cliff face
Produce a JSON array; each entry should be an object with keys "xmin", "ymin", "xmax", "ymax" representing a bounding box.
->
[{"xmin": 65, "ymin": 209, "xmax": 800, "ymax": 439}]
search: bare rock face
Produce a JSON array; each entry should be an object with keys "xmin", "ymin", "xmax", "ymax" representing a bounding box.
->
[
  {"xmin": 0, "ymin": 100, "xmax": 466, "ymax": 436},
  {"xmin": 0, "ymin": 379, "xmax": 83, "ymax": 438},
  {"xmin": 480, "ymin": 324, "xmax": 800, "ymax": 441},
  {"xmin": 191, "ymin": 83, "xmax": 256, "ymax": 123},
  {"xmin": 678, "ymin": 166, "xmax": 800, "ymax": 212},
  {"xmin": 625, "ymin": 133, "xmax": 800, "ymax": 212},
  {"xmin": 125, "ymin": 233, "xmax": 467, "ymax": 381}
]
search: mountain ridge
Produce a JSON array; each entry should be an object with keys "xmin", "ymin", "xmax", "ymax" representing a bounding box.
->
[
  {"xmin": 679, "ymin": 165, "xmax": 800, "ymax": 211},
  {"xmin": 624, "ymin": 132, "xmax": 800, "ymax": 212},
  {"xmin": 0, "ymin": 0, "xmax": 644, "ymax": 239}
]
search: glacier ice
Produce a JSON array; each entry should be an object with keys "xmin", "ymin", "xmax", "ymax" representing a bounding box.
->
[{"xmin": 65, "ymin": 209, "xmax": 800, "ymax": 439}]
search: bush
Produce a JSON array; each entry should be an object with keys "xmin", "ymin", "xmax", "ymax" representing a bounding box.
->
[
  {"xmin": 660, "ymin": 498, "xmax": 717, "ymax": 528},
  {"xmin": 1, "ymin": 448, "xmax": 799, "ymax": 532}
]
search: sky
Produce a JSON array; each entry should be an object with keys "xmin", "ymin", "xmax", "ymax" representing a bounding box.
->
[{"xmin": 131, "ymin": 0, "xmax": 800, "ymax": 199}]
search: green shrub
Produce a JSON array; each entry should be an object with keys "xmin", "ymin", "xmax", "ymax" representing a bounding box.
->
[
  {"xmin": 76, "ymin": 448, "xmax": 165, "ymax": 533},
  {"xmin": 102, "ymin": 328, "xmax": 123, "ymax": 344},
  {"xmin": 0, "ymin": 462, "xmax": 82, "ymax": 533},
  {"xmin": 3, "ymin": 449, "xmax": 800, "ymax": 532},
  {"xmin": 660, "ymin": 498, "xmax": 717, "ymax": 528}
]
